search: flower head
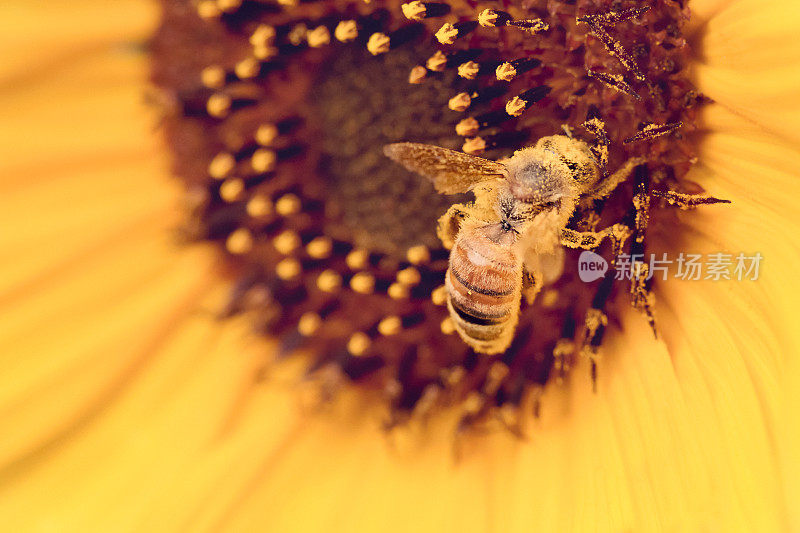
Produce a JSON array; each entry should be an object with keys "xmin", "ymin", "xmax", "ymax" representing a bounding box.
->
[{"xmin": 150, "ymin": 0, "xmax": 721, "ymax": 426}]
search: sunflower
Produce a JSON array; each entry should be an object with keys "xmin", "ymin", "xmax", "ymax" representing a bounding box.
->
[{"xmin": 0, "ymin": 0, "xmax": 798, "ymax": 531}]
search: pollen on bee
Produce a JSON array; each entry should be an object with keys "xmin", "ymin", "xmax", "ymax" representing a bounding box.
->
[
  {"xmin": 334, "ymin": 20, "xmax": 358, "ymax": 42},
  {"xmin": 367, "ymin": 33, "xmax": 390, "ymax": 55},
  {"xmin": 225, "ymin": 228, "xmax": 253, "ymax": 255}
]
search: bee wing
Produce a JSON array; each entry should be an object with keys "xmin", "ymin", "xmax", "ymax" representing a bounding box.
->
[{"xmin": 383, "ymin": 142, "xmax": 508, "ymax": 194}]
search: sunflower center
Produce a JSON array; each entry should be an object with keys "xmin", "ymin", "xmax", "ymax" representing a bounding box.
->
[
  {"xmin": 312, "ymin": 45, "xmax": 463, "ymax": 257},
  {"xmin": 152, "ymin": 0, "xmax": 709, "ymax": 432}
]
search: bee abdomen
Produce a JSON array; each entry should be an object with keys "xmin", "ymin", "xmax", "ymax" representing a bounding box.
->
[{"xmin": 445, "ymin": 230, "xmax": 522, "ymax": 354}]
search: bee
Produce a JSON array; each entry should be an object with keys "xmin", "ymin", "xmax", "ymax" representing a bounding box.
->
[{"xmin": 384, "ymin": 134, "xmax": 642, "ymax": 354}]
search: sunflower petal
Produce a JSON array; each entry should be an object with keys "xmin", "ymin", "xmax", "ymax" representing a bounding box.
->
[{"xmin": 690, "ymin": 0, "xmax": 800, "ymax": 145}]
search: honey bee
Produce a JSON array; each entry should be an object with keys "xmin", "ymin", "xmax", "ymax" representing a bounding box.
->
[{"xmin": 384, "ymin": 134, "xmax": 643, "ymax": 354}]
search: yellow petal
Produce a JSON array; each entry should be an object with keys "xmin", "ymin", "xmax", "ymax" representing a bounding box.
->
[
  {"xmin": 0, "ymin": 1, "xmax": 155, "ymax": 87},
  {"xmin": 690, "ymin": 0, "xmax": 800, "ymax": 145}
]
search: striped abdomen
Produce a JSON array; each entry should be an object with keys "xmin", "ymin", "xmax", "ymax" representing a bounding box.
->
[{"xmin": 445, "ymin": 224, "xmax": 522, "ymax": 354}]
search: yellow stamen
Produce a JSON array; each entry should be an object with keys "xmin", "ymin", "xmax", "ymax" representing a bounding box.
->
[
  {"xmin": 297, "ymin": 312, "xmax": 322, "ymax": 336},
  {"xmin": 208, "ymin": 152, "xmax": 235, "ymax": 179},
  {"xmin": 219, "ymin": 178, "xmax": 245, "ymax": 202},
  {"xmin": 251, "ymin": 148, "xmax": 276, "ymax": 173},
  {"xmin": 201, "ymin": 65, "xmax": 226, "ymax": 89},
  {"xmin": 306, "ymin": 236, "xmax": 333, "ymax": 259},
  {"xmin": 435, "ymin": 23, "xmax": 458, "ymax": 44},
  {"xmin": 246, "ymin": 195, "xmax": 272, "ymax": 218},
  {"xmin": 347, "ymin": 332, "xmax": 371, "ymax": 356},
  {"xmin": 273, "ymin": 230, "xmax": 301, "ymax": 254},
  {"xmin": 275, "ymin": 194, "xmax": 301, "ymax": 216},
  {"xmin": 448, "ymin": 92, "xmax": 471, "ymax": 112},
  {"xmin": 276, "ymin": 258, "xmax": 301, "ymax": 280},
  {"xmin": 378, "ymin": 316, "xmax": 402, "ymax": 336},
  {"xmin": 350, "ymin": 272, "xmax": 375, "ymax": 294},
  {"xmin": 226, "ymin": 228, "xmax": 253, "ymax": 254},
  {"xmin": 367, "ymin": 33, "xmax": 390, "ymax": 55},
  {"xmin": 334, "ymin": 20, "xmax": 358, "ymax": 42},
  {"xmin": 316, "ymin": 270, "xmax": 343, "ymax": 292}
]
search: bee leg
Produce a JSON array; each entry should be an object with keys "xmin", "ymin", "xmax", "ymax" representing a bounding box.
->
[
  {"xmin": 436, "ymin": 203, "xmax": 475, "ymax": 249},
  {"xmin": 521, "ymin": 269, "xmax": 542, "ymax": 305}
]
